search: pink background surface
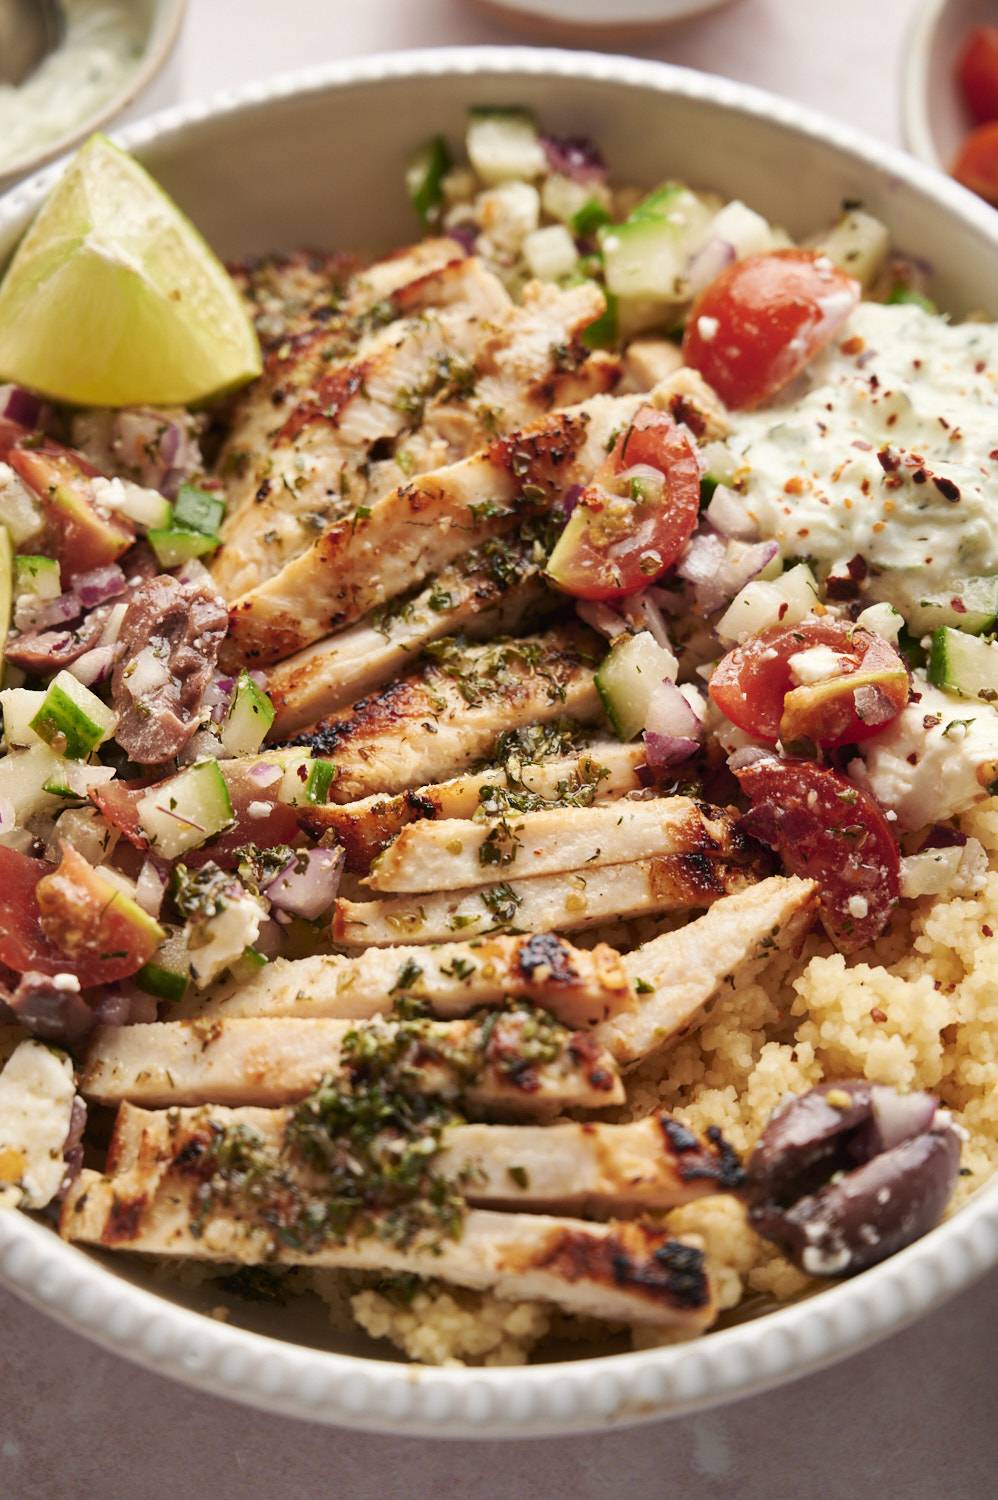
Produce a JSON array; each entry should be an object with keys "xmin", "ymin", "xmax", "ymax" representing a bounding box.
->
[{"xmin": 3, "ymin": 2, "xmax": 996, "ymax": 1495}]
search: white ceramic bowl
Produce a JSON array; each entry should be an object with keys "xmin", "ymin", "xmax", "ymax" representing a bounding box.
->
[
  {"xmin": 902, "ymin": 0, "xmax": 996, "ymax": 170},
  {"xmin": 0, "ymin": 0, "xmax": 187, "ymax": 189},
  {"xmin": 0, "ymin": 46, "xmax": 996, "ymax": 1438}
]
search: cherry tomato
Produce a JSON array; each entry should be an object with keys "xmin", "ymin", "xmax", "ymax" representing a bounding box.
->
[
  {"xmin": 735, "ymin": 757, "xmax": 900, "ymax": 952},
  {"xmin": 10, "ymin": 445, "xmax": 133, "ymax": 580},
  {"xmin": 953, "ymin": 121, "xmax": 998, "ymax": 205},
  {"xmin": 545, "ymin": 406, "xmax": 700, "ymax": 600},
  {"xmin": 710, "ymin": 621, "xmax": 909, "ymax": 747},
  {"xmin": 958, "ymin": 26, "xmax": 998, "ymax": 124},
  {"xmin": 0, "ymin": 845, "xmax": 160, "ymax": 984},
  {"xmin": 681, "ymin": 250, "xmax": 861, "ymax": 410}
]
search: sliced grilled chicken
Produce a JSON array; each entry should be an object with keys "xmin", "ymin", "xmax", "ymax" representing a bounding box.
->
[
  {"xmin": 105, "ymin": 1102, "xmax": 743, "ymax": 1216},
  {"xmin": 80, "ymin": 1011, "xmax": 624, "ymax": 1114},
  {"xmin": 62, "ymin": 1171, "xmax": 715, "ymax": 1331},
  {"xmin": 302, "ymin": 743, "xmax": 648, "ymax": 872},
  {"xmin": 174, "ymin": 932, "xmax": 633, "ymax": 1028},
  {"xmin": 266, "ymin": 530, "xmax": 555, "ymax": 737},
  {"xmin": 223, "ymin": 390, "xmax": 644, "ymax": 665},
  {"xmin": 227, "ymin": 247, "xmax": 366, "ymax": 348},
  {"xmin": 290, "ymin": 623, "xmax": 605, "ymax": 803},
  {"xmin": 334, "ymin": 852, "xmax": 768, "ymax": 947},
  {"xmin": 214, "ymin": 258, "xmax": 515, "ymax": 597},
  {"xmin": 597, "ymin": 875, "xmax": 819, "ymax": 1065},
  {"xmin": 366, "ymin": 797, "xmax": 752, "ymax": 893}
]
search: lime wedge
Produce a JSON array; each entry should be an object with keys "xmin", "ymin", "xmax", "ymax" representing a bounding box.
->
[{"xmin": 0, "ymin": 134, "xmax": 261, "ymax": 407}]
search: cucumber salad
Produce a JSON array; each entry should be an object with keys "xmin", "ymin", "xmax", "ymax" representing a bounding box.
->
[{"xmin": 0, "ymin": 114, "xmax": 994, "ymax": 1367}]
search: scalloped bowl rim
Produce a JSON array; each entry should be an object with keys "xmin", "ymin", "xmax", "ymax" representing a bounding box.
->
[{"xmin": 0, "ymin": 45, "xmax": 996, "ymax": 1438}]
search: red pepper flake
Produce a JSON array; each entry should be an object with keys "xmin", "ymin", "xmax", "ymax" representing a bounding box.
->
[
  {"xmin": 870, "ymin": 1007, "xmax": 887, "ymax": 1023},
  {"xmin": 784, "ymin": 476, "xmax": 805, "ymax": 495},
  {"xmin": 840, "ymin": 335, "xmax": 865, "ymax": 355},
  {"xmin": 983, "ymin": 925, "xmax": 994, "ymax": 938},
  {"xmin": 933, "ymin": 475, "xmax": 961, "ymax": 502}
]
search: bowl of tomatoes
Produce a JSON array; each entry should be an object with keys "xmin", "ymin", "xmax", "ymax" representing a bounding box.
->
[{"xmin": 903, "ymin": 0, "xmax": 998, "ymax": 204}]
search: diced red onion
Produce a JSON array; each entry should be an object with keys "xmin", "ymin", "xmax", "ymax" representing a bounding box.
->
[
  {"xmin": 679, "ymin": 531, "xmax": 779, "ymax": 615},
  {"xmin": 704, "ymin": 484, "xmax": 757, "ymax": 540},
  {"xmin": 0, "ymin": 384, "xmax": 42, "ymax": 428},
  {"xmin": 853, "ymin": 683, "xmax": 897, "ymax": 727},
  {"xmin": 264, "ymin": 847, "xmax": 344, "ymax": 920},
  {"xmin": 134, "ymin": 859, "xmax": 166, "ymax": 919},
  {"xmin": 0, "ymin": 797, "xmax": 14, "ymax": 834},
  {"xmin": 446, "ymin": 223, "xmax": 478, "ymax": 254},
  {"xmin": 15, "ymin": 589, "xmax": 82, "ymax": 632},
  {"xmin": 112, "ymin": 409, "xmax": 200, "ymax": 499},
  {"xmin": 560, "ymin": 483, "xmax": 583, "ymax": 519},
  {"xmin": 92, "ymin": 990, "xmax": 131, "ymax": 1027},
  {"xmin": 74, "ymin": 563, "xmax": 126, "ymax": 609},
  {"xmin": 176, "ymin": 558, "xmax": 212, "ymax": 588},
  {"xmin": 642, "ymin": 680, "xmax": 704, "ymax": 769},
  {"xmin": 619, "ymin": 590, "xmax": 674, "ymax": 651},
  {"xmin": 727, "ymin": 745, "xmax": 773, "ymax": 773},
  {"xmin": 869, "ymin": 1085, "xmax": 937, "ymax": 1152},
  {"xmin": 204, "ymin": 675, "xmax": 235, "ymax": 723},
  {"xmin": 687, "ymin": 237, "xmax": 736, "ymax": 297},
  {"xmin": 575, "ymin": 599, "xmax": 627, "ymax": 640},
  {"xmin": 678, "ymin": 530, "xmax": 728, "ymax": 587},
  {"xmin": 247, "ymin": 670, "xmax": 268, "ymax": 691},
  {"xmin": 245, "ymin": 760, "xmax": 283, "ymax": 789},
  {"xmin": 58, "ymin": 1095, "xmax": 88, "ymax": 1198},
  {"xmin": 540, "ymin": 134, "xmax": 607, "ymax": 182},
  {"xmin": 67, "ymin": 645, "xmax": 115, "ymax": 686},
  {"xmin": 179, "ymin": 730, "xmax": 224, "ymax": 764}
]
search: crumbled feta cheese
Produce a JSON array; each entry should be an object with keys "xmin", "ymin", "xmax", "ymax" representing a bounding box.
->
[
  {"xmin": 856, "ymin": 601, "xmax": 903, "ymax": 644},
  {"xmin": 475, "ymin": 181, "xmax": 540, "ymax": 259},
  {"xmin": 697, "ymin": 315, "xmax": 720, "ymax": 342},
  {"xmin": 847, "ymin": 894, "xmax": 870, "ymax": 920},
  {"xmin": 246, "ymin": 800, "xmax": 272, "ymax": 820},
  {"xmin": 787, "ymin": 644, "xmax": 852, "ymax": 686},
  {"xmin": 853, "ymin": 678, "xmax": 998, "ymax": 829},
  {"xmin": 900, "ymin": 837, "xmax": 989, "ymax": 899},
  {"xmin": 0, "ymin": 1041, "xmax": 75, "ymax": 1211},
  {"xmin": 187, "ymin": 893, "xmax": 264, "ymax": 988}
]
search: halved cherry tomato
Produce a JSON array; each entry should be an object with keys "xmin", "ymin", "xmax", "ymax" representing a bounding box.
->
[
  {"xmin": 90, "ymin": 763, "xmax": 300, "ymax": 866},
  {"xmin": 735, "ymin": 757, "xmax": 900, "ymax": 952},
  {"xmin": 545, "ymin": 406, "xmax": 700, "ymax": 600},
  {"xmin": 681, "ymin": 250, "xmax": 861, "ymax": 410},
  {"xmin": 0, "ymin": 844, "xmax": 161, "ymax": 984},
  {"xmin": 710, "ymin": 621, "xmax": 909, "ymax": 747},
  {"xmin": 10, "ymin": 444, "xmax": 133, "ymax": 580},
  {"xmin": 958, "ymin": 26, "xmax": 998, "ymax": 124},
  {"xmin": 952, "ymin": 121, "xmax": 998, "ymax": 205}
]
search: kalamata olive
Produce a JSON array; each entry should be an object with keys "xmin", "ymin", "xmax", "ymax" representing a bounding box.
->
[{"xmin": 745, "ymin": 1080, "xmax": 962, "ymax": 1276}]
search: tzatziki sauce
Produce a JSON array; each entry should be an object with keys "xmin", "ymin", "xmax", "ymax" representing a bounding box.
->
[
  {"xmin": 719, "ymin": 302, "xmax": 998, "ymax": 612},
  {"xmin": 0, "ymin": 0, "xmax": 144, "ymax": 172}
]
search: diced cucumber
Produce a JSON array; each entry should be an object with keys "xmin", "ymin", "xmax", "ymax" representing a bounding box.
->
[
  {"xmin": 42, "ymin": 760, "xmax": 115, "ymax": 800},
  {"xmin": 887, "ymin": 283, "xmax": 937, "ymax": 313},
  {"xmin": 571, "ymin": 198, "xmax": 613, "ymax": 237},
  {"xmin": 902, "ymin": 578, "xmax": 998, "ymax": 638},
  {"xmin": 29, "ymin": 670, "xmax": 116, "ymax": 759},
  {"xmin": 220, "ymin": 670, "xmax": 276, "ymax": 756},
  {"xmin": 595, "ymin": 630, "xmax": 679, "ymax": 742},
  {"xmin": 928, "ymin": 628, "xmax": 998, "ymax": 702},
  {"xmin": 1, "ymin": 686, "xmax": 45, "ymax": 746},
  {"xmin": 580, "ymin": 286, "xmax": 618, "ymax": 349},
  {"xmin": 706, "ymin": 200, "xmax": 776, "ymax": 259},
  {"xmin": 466, "ymin": 108, "xmax": 546, "ymax": 185},
  {"xmin": 406, "ymin": 135, "xmax": 452, "ymax": 226},
  {"xmin": 304, "ymin": 758, "xmax": 335, "ymax": 804},
  {"xmin": 13, "ymin": 553, "xmax": 60, "ymax": 602},
  {"xmin": 135, "ymin": 760, "xmax": 234, "ymax": 859},
  {"xmin": 147, "ymin": 525, "xmax": 220, "ymax": 567},
  {"xmin": 229, "ymin": 947, "xmax": 268, "ymax": 986},
  {"xmin": 542, "ymin": 173, "xmax": 602, "ymax": 225},
  {"xmin": 0, "ymin": 742, "xmax": 74, "ymax": 819},
  {"xmin": 172, "ymin": 482, "xmax": 226, "ymax": 536},
  {"xmin": 600, "ymin": 217, "xmax": 687, "ymax": 302},
  {"xmin": 717, "ymin": 563, "xmax": 819, "ymax": 643},
  {"xmin": 814, "ymin": 210, "xmax": 889, "ymax": 289},
  {"xmin": 522, "ymin": 224, "xmax": 578, "ymax": 282},
  {"xmin": 92, "ymin": 476, "xmax": 173, "ymax": 531},
  {"xmin": 0, "ymin": 463, "xmax": 44, "ymax": 546},
  {"xmin": 135, "ymin": 961, "xmax": 189, "ymax": 1003},
  {"xmin": 0, "ymin": 525, "xmax": 10, "ymax": 667}
]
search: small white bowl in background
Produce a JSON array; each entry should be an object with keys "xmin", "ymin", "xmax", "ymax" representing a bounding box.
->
[
  {"xmin": 902, "ymin": 0, "xmax": 996, "ymax": 170},
  {"xmin": 0, "ymin": 0, "xmax": 187, "ymax": 190},
  {"xmin": 0, "ymin": 46, "xmax": 996, "ymax": 1437}
]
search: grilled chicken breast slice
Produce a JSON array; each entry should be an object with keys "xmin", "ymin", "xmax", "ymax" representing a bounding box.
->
[
  {"xmin": 105, "ymin": 1102, "xmax": 743, "ymax": 1216},
  {"xmin": 302, "ymin": 743, "xmax": 648, "ymax": 872},
  {"xmin": 174, "ymin": 932, "xmax": 633, "ymax": 1028},
  {"xmin": 597, "ymin": 875, "xmax": 819, "ymax": 1065},
  {"xmin": 290, "ymin": 623, "xmax": 605, "ymax": 803},
  {"xmin": 80, "ymin": 1013, "xmax": 624, "ymax": 1114},
  {"xmin": 266, "ymin": 530, "xmax": 555, "ymax": 737},
  {"xmin": 62, "ymin": 1171, "xmax": 714, "ymax": 1331},
  {"xmin": 366, "ymin": 797, "xmax": 752, "ymax": 893},
  {"xmin": 223, "ymin": 391, "xmax": 645, "ymax": 665},
  {"xmin": 334, "ymin": 853, "xmax": 768, "ymax": 947}
]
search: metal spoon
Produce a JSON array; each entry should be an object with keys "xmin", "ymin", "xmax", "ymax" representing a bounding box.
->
[{"xmin": 0, "ymin": 0, "xmax": 64, "ymax": 87}]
